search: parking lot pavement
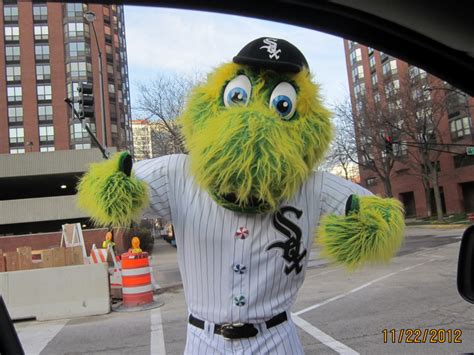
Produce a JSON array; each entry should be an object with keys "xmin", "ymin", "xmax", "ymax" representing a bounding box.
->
[{"xmin": 14, "ymin": 227, "xmax": 474, "ymax": 354}]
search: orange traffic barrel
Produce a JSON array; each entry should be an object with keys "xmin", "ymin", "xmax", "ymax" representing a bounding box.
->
[{"xmin": 121, "ymin": 252, "xmax": 153, "ymax": 306}]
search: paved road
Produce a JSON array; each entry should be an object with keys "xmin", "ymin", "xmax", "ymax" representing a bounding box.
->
[{"xmin": 14, "ymin": 226, "xmax": 474, "ymax": 354}]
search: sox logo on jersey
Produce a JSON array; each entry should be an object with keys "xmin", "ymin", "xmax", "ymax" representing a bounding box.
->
[{"xmin": 267, "ymin": 206, "xmax": 306, "ymax": 275}]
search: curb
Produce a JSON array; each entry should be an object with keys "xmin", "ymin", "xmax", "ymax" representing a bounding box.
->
[
  {"xmin": 155, "ymin": 283, "xmax": 183, "ymax": 294},
  {"xmin": 412, "ymin": 224, "xmax": 470, "ymax": 229}
]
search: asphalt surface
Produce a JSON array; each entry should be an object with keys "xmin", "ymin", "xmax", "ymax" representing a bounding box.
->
[{"xmin": 14, "ymin": 225, "xmax": 474, "ymax": 354}]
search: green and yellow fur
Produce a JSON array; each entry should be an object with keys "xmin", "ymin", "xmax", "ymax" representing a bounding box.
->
[
  {"xmin": 317, "ymin": 195, "xmax": 405, "ymax": 270},
  {"xmin": 77, "ymin": 152, "xmax": 148, "ymax": 228},
  {"xmin": 180, "ymin": 63, "xmax": 332, "ymax": 210}
]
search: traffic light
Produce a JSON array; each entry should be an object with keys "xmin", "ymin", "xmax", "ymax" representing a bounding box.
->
[
  {"xmin": 384, "ymin": 135, "xmax": 393, "ymax": 154},
  {"xmin": 77, "ymin": 82, "xmax": 94, "ymax": 120}
]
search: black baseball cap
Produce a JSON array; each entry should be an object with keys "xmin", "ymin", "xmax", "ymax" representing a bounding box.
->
[{"xmin": 233, "ymin": 37, "xmax": 309, "ymax": 73}]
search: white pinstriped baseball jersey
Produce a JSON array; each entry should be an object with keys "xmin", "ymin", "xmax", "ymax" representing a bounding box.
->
[{"xmin": 134, "ymin": 154, "xmax": 371, "ymax": 353}]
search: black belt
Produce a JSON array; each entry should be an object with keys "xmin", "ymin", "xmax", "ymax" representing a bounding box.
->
[{"xmin": 188, "ymin": 312, "xmax": 288, "ymax": 340}]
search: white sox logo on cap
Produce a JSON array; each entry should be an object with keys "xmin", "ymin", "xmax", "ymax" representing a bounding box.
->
[{"xmin": 260, "ymin": 38, "xmax": 281, "ymax": 60}]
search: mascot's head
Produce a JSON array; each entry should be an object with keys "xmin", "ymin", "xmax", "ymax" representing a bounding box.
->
[{"xmin": 180, "ymin": 37, "xmax": 332, "ymax": 213}]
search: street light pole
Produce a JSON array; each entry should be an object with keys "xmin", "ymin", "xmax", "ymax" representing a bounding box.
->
[{"xmin": 84, "ymin": 10, "xmax": 107, "ymax": 148}]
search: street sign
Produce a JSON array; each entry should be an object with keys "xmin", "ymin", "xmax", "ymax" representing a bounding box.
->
[{"xmin": 467, "ymin": 147, "xmax": 474, "ymax": 156}]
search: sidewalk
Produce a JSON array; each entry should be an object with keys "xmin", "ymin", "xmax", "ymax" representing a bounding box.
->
[{"xmin": 148, "ymin": 237, "xmax": 182, "ymax": 291}]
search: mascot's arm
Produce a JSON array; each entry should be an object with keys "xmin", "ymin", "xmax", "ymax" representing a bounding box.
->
[
  {"xmin": 77, "ymin": 152, "xmax": 149, "ymax": 228},
  {"xmin": 317, "ymin": 193, "xmax": 405, "ymax": 270}
]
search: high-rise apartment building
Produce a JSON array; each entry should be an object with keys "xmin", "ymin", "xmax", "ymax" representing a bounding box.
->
[
  {"xmin": 132, "ymin": 119, "xmax": 183, "ymax": 162},
  {"xmin": 0, "ymin": 1, "xmax": 132, "ymax": 235},
  {"xmin": 0, "ymin": 1, "xmax": 132, "ymax": 153},
  {"xmin": 344, "ymin": 40, "xmax": 474, "ymax": 218}
]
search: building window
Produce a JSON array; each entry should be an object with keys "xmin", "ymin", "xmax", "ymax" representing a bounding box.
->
[
  {"xmin": 5, "ymin": 45, "xmax": 20, "ymax": 61},
  {"xmin": 39, "ymin": 125, "xmax": 54, "ymax": 142},
  {"xmin": 64, "ymin": 22, "xmax": 89, "ymax": 39},
  {"xmin": 394, "ymin": 142, "xmax": 408, "ymax": 157},
  {"xmin": 66, "ymin": 62, "xmax": 92, "ymax": 78},
  {"xmin": 3, "ymin": 5, "xmax": 18, "ymax": 22},
  {"xmin": 366, "ymin": 177, "xmax": 376, "ymax": 187},
  {"xmin": 368, "ymin": 47, "xmax": 374, "ymax": 55},
  {"xmin": 108, "ymin": 83, "xmax": 115, "ymax": 94},
  {"xmin": 369, "ymin": 56, "xmax": 376, "ymax": 70},
  {"xmin": 351, "ymin": 65, "xmax": 364, "ymax": 82},
  {"xmin": 4, "ymin": 26, "xmax": 19, "ymax": 41},
  {"xmin": 40, "ymin": 146, "xmax": 55, "ymax": 152},
  {"xmin": 385, "ymin": 79, "xmax": 400, "ymax": 97},
  {"xmin": 445, "ymin": 91, "xmax": 468, "ymax": 118},
  {"xmin": 65, "ymin": 3, "xmax": 87, "ymax": 18},
  {"xmin": 66, "ymin": 41, "xmax": 90, "ymax": 58},
  {"xmin": 33, "ymin": 4, "xmax": 48, "ymax": 21},
  {"xmin": 409, "ymin": 66, "xmax": 427, "ymax": 80},
  {"xmin": 354, "ymin": 82, "xmax": 365, "ymax": 99},
  {"xmin": 34, "ymin": 25, "xmax": 49, "ymax": 40},
  {"xmin": 6, "ymin": 65, "xmax": 21, "ymax": 82},
  {"xmin": 107, "ymin": 64, "xmax": 114, "ymax": 76},
  {"xmin": 453, "ymin": 155, "xmax": 474, "ymax": 168},
  {"xmin": 38, "ymin": 105, "xmax": 53, "ymax": 121},
  {"xmin": 371, "ymin": 73, "xmax": 378, "ymax": 86},
  {"xmin": 416, "ymin": 108, "xmax": 432, "ymax": 121},
  {"xmin": 71, "ymin": 122, "xmax": 88, "ymax": 140},
  {"xmin": 74, "ymin": 143, "xmax": 91, "ymax": 150},
  {"xmin": 411, "ymin": 87, "xmax": 431, "ymax": 101},
  {"xmin": 349, "ymin": 48, "xmax": 362, "ymax": 65},
  {"xmin": 9, "ymin": 127, "xmax": 24, "ymax": 143},
  {"xmin": 450, "ymin": 117, "xmax": 472, "ymax": 140},
  {"xmin": 348, "ymin": 40, "xmax": 358, "ymax": 49},
  {"xmin": 374, "ymin": 92, "xmax": 381, "ymax": 103},
  {"xmin": 103, "ymin": 6, "xmax": 110, "ymax": 18},
  {"xmin": 7, "ymin": 86, "xmax": 22, "ymax": 102},
  {"xmin": 8, "ymin": 106, "xmax": 23, "ymax": 123},
  {"xmin": 37, "ymin": 85, "xmax": 52, "ymax": 101},
  {"xmin": 35, "ymin": 44, "xmax": 50, "ymax": 60},
  {"xmin": 10, "ymin": 148, "xmax": 25, "ymax": 154},
  {"xmin": 67, "ymin": 82, "xmax": 82, "ymax": 99},
  {"xmin": 36, "ymin": 64, "xmax": 51, "ymax": 81},
  {"xmin": 382, "ymin": 60, "xmax": 397, "ymax": 75}
]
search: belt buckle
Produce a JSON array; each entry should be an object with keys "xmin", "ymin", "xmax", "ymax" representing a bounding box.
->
[{"xmin": 221, "ymin": 323, "xmax": 245, "ymax": 340}]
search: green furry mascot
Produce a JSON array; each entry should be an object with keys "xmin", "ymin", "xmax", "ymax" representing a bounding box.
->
[{"xmin": 77, "ymin": 37, "xmax": 404, "ymax": 353}]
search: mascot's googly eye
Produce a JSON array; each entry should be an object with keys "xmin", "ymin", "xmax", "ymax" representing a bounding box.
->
[
  {"xmin": 223, "ymin": 75, "xmax": 252, "ymax": 107},
  {"xmin": 269, "ymin": 82, "xmax": 297, "ymax": 120}
]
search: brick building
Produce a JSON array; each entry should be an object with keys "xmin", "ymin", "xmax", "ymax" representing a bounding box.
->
[
  {"xmin": 344, "ymin": 40, "xmax": 474, "ymax": 218},
  {"xmin": 0, "ymin": 2, "xmax": 132, "ymax": 235}
]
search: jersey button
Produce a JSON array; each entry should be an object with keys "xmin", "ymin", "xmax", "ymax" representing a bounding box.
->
[
  {"xmin": 234, "ymin": 295, "xmax": 246, "ymax": 306},
  {"xmin": 235, "ymin": 227, "xmax": 249, "ymax": 239},
  {"xmin": 233, "ymin": 264, "xmax": 247, "ymax": 274}
]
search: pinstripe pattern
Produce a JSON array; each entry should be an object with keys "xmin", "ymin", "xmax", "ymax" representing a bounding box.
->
[{"xmin": 134, "ymin": 155, "xmax": 372, "ymax": 353}]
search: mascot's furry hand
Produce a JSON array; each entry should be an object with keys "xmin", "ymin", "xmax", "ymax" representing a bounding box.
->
[
  {"xmin": 317, "ymin": 195, "xmax": 404, "ymax": 270},
  {"xmin": 77, "ymin": 152, "xmax": 148, "ymax": 227}
]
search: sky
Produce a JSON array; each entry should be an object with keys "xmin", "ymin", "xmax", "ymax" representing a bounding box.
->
[{"xmin": 123, "ymin": 6, "xmax": 351, "ymax": 117}]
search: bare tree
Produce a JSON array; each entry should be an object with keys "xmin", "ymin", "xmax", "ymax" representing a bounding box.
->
[
  {"xmin": 135, "ymin": 72, "xmax": 203, "ymax": 154},
  {"xmin": 333, "ymin": 97, "xmax": 397, "ymax": 197},
  {"xmin": 336, "ymin": 66, "xmax": 466, "ymax": 221},
  {"xmin": 322, "ymin": 114, "xmax": 359, "ymax": 182},
  {"xmin": 381, "ymin": 68, "xmax": 449, "ymax": 220}
]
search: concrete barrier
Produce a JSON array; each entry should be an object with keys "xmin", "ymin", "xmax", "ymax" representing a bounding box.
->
[{"xmin": 0, "ymin": 263, "xmax": 110, "ymax": 321}]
